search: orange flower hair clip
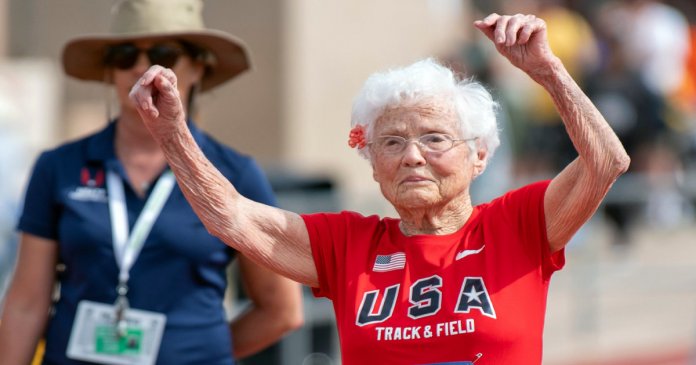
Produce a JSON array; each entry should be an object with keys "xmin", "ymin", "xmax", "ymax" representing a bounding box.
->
[{"xmin": 348, "ymin": 124, "xmax": 367, "ymax": 149}]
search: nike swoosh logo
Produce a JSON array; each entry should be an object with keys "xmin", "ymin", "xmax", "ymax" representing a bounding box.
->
[{"xmin": 455, "ymin": 245, "xmax": 485, "ymax": 261}]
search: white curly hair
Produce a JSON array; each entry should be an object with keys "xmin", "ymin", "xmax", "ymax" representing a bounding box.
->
[{"xmin": 350, "ymin": 58, "xmax": 500, "ymax": 163}]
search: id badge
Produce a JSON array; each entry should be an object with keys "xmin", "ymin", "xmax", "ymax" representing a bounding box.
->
[{"xmin": 67, "ymin": 300, "xmax": 166, "ymax": 365}]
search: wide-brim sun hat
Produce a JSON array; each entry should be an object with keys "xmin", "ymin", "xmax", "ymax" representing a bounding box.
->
[{"xmin": 62, "ymin": 0, "xmax": 250, "ymax": 92}]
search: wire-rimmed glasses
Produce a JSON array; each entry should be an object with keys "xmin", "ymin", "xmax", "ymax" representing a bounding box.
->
[{"xmin": 368, "ymin": 133, "xmax": 476, "ymax": 155}]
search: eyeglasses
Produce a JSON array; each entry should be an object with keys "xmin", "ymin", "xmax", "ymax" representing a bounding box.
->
[
  {"xmin": 368, "ymin": 133, "xmax": 476, "ymax": 155},
  {"xmin": 104, "ymin": 43, "xmax": 188, "ymax": 69}
]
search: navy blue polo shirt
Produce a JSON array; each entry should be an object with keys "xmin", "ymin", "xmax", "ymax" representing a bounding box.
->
[{"xmin": 18, "ymin": 121, "xmax": 277, "ymax": 365}]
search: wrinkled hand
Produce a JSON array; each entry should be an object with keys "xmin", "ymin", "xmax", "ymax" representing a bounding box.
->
[
  {"xmin": 474, "ymin": 13, "xmax": 556, "ymax": 77},
  {"xmin": 129, "ymin": 65, "xmax": 187, "ymax": 138}
]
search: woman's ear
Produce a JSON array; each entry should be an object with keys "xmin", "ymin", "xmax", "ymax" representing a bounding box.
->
[
  {"xmin": 371, "ymin": 158, "xmax": 379, "ymax": 182},
  {"xmin": 473, "ymin": 148, "xmax": 488, "ymax": 178}
]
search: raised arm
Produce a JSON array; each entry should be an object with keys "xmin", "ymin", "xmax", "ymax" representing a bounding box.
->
[
  {"xmin": 129, "ymin": 66, "xmax": 318, "ymax": 286},
  {"xmin": 475, "ymin": 13, "xmax": 630, "ymax": 252}
]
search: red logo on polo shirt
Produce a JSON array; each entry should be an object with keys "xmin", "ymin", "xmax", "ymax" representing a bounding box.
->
[
  {"xmin": 69, "ymin": 167, "xmax": 107, "ymax": 202},
  {"xmin": 80, "ymin": 167, "xmax": 104, "ymax": 187}
]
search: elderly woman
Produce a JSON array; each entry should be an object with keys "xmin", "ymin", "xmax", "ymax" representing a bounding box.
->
[{"xmin": 131, "ymin": 13, "xmax": 629, "ymax": 364}]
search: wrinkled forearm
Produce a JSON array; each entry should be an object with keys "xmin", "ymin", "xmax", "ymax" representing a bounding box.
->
[
  {"xmin": 153, "ymin": 126, "xmax": 317, "ymax": 285},
  {"xmin": 532, "ymin": 58, "xmax": 630, "ymax": 178},
  {"xmin": 153, "ymin": 127, "xmax": 279, "ymax": 269},
  {"xmin": 157, "ymin": 127, "xmax": 241, "ymax": 241}
]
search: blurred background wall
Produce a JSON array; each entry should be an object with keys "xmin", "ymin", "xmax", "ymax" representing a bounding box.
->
[{"xmin": 1, "ymin": 0, "xmax": 696, "ymax": 364}]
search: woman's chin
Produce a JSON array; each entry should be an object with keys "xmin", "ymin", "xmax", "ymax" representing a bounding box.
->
[{"xmin": 393, "ymin": 191, "xmax": 440, "ymax": 210}]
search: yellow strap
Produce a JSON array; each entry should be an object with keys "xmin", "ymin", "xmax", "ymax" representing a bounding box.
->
[{"xmin": 32, "ymin": 340, "xmax": 45, "ymax": 365}]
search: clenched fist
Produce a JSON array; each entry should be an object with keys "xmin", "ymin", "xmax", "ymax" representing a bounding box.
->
[{"xmin": 129, "ymin": 65, "xmax": 187, "ymax": 139}]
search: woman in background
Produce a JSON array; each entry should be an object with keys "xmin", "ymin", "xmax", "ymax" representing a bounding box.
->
[{"xmin": 0, "ymin": 1, "xmax": 302, "ymax": 364}]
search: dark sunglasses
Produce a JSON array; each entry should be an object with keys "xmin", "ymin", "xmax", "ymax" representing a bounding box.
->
[{"xmin": 104, "ymin": 43, "xmax": 189, "ymax": 69}]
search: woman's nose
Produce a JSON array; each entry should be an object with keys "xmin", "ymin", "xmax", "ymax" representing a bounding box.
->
[
  {"xmin": 401, "ymin": 142, "xmax": 427, "ymax": 166},
  {"xmin": 131, "ymin": 52, "xmax": 151, "ymax": 72}
]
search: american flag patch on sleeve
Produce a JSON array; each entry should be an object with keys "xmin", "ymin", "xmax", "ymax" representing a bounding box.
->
[{"xmin": 372, "ymin": 252, "xmax": 406, "ymax": 272}]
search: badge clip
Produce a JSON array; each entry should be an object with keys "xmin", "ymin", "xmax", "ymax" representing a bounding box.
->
[{"xmin": 114, "ymin": 281, "xmax": 130, "ymax": 337}]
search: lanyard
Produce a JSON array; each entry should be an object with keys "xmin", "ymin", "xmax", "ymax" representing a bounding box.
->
[
  {"xmin": 107, "ymin": 169, "xmax": 176, "ymax": 283},
  {"xmin": 107, "ymin": 169, "xmax": 176, "ymax": 334}
]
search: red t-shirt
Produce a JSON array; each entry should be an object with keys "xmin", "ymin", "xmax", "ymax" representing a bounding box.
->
[{"xmin": 303, "ymin": 181, "xmax": 565, "ymax": 364}]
